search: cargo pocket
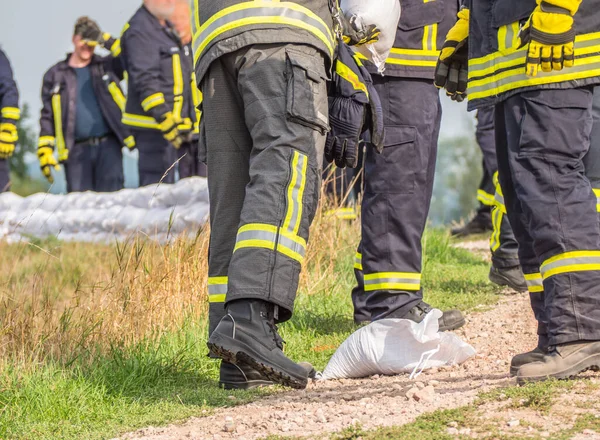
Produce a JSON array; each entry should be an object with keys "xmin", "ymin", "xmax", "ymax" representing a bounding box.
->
[
  {"xmin": 366, "ymin": 126, "xmax": 418, "ymax": 194},
  {"xmin": 285, "ymin": 48, "xmax": 329, "ymax": 134}
]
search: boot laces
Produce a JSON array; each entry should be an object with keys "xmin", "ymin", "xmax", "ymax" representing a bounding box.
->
[{"xmin": 267, "ymin": 322, "xmax": 285, "ymax": 350}]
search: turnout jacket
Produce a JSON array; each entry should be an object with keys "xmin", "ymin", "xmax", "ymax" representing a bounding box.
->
[
  {"xmin": 380, "ymin": 0, "xmax": 460, "ymax": 79},
  {"xmin": 120, "ymin": 6, "xmax": 197, "ymax": 133},
  {"xmin": 0, "ymin": 49, "xmax": 20, "ymax": 127},
  {"xmin": 38, "ymin": 45, "xmax": 133, "ymax": 161},
  {"xmin": 192, "ymin": 0, "xmax": 335, "ymax": 85},
  {"xmin": 466, "ymin": 0, "xmax": 600, "ymax": 110}
]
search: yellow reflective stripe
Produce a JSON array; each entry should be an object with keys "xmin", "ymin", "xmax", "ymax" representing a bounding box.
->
[
  {"xmin": 1, "ymin": 107, "xmax": 20, "ymax": 120},
  {"xmin": 108, "ymin": 82, "xmax": 126, "ymax": 111},
  {"xmin": 141, "ymin": 93, "xmax": 166, "ymax": 112},
  {"xmin": 110, "ymin": 39, "xmax": 121, "ymax": 57},
  {"xmin": 122, "ymin": 113, "xmax": 160, "ymax": 129},
  {"xmin": 477, "ymin": 189, "xmax": 496, "ymax": 207},
  {"xmin": 497, "ymin": 23, "xmax": 519, "ymax": 53},
  {"xmin": 524, "ymin": 273, "xmax": 544, "ymax": 293},
  {"xmin": 489, "ymin": 205, "xmax": 503, "ymax": 252},
  {"xmin": 422, "ymin": 0, "xmax": 437, "ymax": 51},
  {"xmin": 594, "ymin": 188, "xmax": 600, "ymax": 213},
  {"xmin": 173, "ymin": 53, "xmax": 184, "ymax": 121},
  {"xmin": 364, "ymin": 272, "xmax": 421, "ymax": 292},
  {"xmin": 234, "ymin": 223, "xmax": 306, "ymax": 263},
  {"xmin": 325, "ymin": 207, "xmax": 357, "ymax": 220},
  {"xmin": 386, "ymin": 48, "xmax": 440, "ymax": 67},
  {"xmin": 193, "ymin": 2, "xmax": 335, "ymax": 66},
  {"xmin": 38, "ymin": 136, "xmax": 55, "ymax": 148},
  {"xmin": 335, "ymin": 60, "xmax": 368, "ymax": 96},
  {"xmin": 541, "ymin": 250, "xmax": 600, "ymax": 279},
  {"xmin": 282, "ymin": 150, "xmax": 308, "ymax": 235},
  {"xmin": 191, "ymin": 72, "xmax": 202, "ymax": 132},
  {"xmin": 208, "ymin": 276, "xmax": 228, "ymax": 303},
  {"xmin": 51, "ymin": 94, "xmax": 67, "ymax": 161},
  {"xmin": 354, "ymin": 251, "xmax": 362, "ymax": 271}
]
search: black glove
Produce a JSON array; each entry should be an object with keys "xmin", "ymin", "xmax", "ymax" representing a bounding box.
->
[
  {"xmin": 340, "ymin": 14, "xmax": 381, "ymax": 46},
  {"xmin": 325, "ymin": 96, "xmax": 366, "ymax": 169},
  {"xmin": 434, "ymin": 8, "xmax": 469, "ymax": 102}
]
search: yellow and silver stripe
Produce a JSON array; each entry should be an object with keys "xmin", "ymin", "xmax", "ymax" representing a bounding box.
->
[
  {"xmin": 386, "ymin": 48, "xmax": 440, "ymax": 68},
  {"xmin": 524, "ymin": 272, "xmax": 543, "ymax": 293},
  {"xmin": 51, "ymin": 93, "xmax": 67, "ymax": 162},
  {"xmin": 354, "ymin": 251, "xmax": 362, "ymax": 271},
  {"xmin": 422, "ymin": 0, "xmax": 438, "ymax": 52},
  {"xmin": 477, "ymin": 189, "xmax": 496, "ymax": 207},
  {"xmin": 1, "ymin": 107, "xmax": 20, "ymax": 120},
  {"xmin": 594, "ymin": 188, "xmax": 600, "ymax": 213},
  {"xmin": 364, "ymin": 272, "xmax": 421, "ymax": 292},
  {"xmin": 541, "ymin": 250, "xmax": 600, "ymax": 280},
  {"xmin": 192, "ymin": 2, "xmax": 335, "ymax": 66},
  {"xmin": 108, "ymin": 82, "xmax": 126, "ymax": 111},
  {"xmin": 141, "ymin": 93, "xmax": 166, "ymax": 112},
  {"xmin": 208, "ymin": 276, "xmax": 228, "ymax": 304},
  {"xmin": 234, "ymin": 223, "xmax": 307, "ymax": 263}
]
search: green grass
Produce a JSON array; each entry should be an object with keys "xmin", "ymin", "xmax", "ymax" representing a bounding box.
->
[
  {"xmin": 9, "ymin": 174, "xmax": 48, "ymax": 197},
  {"xmin": 0, "ymin": 228, "xmax": 503, "ymax": 440}
]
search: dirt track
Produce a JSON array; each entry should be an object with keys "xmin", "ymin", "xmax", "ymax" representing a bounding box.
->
[{"xmin": 121, "ymin": 271, "xmax": 539, "ymax": 439}]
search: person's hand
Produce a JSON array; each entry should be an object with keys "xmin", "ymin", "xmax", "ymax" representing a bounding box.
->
[
  {"xmin": 159, "ymin": 112, "xmax": 184, "ymax": 149},
  {"xmin": 0, "ymin": 123, "xmax": 18, "ymax": 159},
  {"xmin": 38, "ymin": 147, "xmax": 60, "ymax": 183},
  {"xmin": 434, "ymin": 8, "xmax": 469, "ymax": 102},
  {"xmin": 519, "ymin": 0, "xmax": 581, "ymax": 77}
]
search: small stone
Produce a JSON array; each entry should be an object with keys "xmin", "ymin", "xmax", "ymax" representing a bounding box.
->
[
  {"xmin": 405, "ymin": 387, "xmax": 419, "ymax": 399},
  {"xmin": 429, "ymin": 380, "xmax": 440, "ymax": 387},
  {"xmin": 227, "ymin": 395, "xmax": 237, "ymax": 401},
  {"xmin": 281, "ymin": 425, "xmax": 290, "ymax": 433},
  {"xmin": 223, "ymin": 416, "xmax": 235, "ymax": 433},
  {"xmin": 459, "ymin": 428, "xmax": 471, "ymax": 435},
  {"xmin": 236, "ymin": 424, "xmax": 246, "ymax": 434},
  {"xmin": 294, "ymin": 417, "xmax": 304, "ymax": 425},
  {"xmin": 447, "ymin": 427, "xmax": 459, "ymax": 435},
  {"xmin": 448, "ymin": 421, "xmax": 458, "ymax": 428},
  {"xmin": 371, "ymin": 374, "xmax": 380, "ymax": 380},
  {"xmin": 315, "ymin": 409, "xmax": 327, "ymax": 423},
  {"xmin": 414, "ymin": 386, "xmax": 435, "ymax": 402},
  {"xmin": 479, "ymin": 332, "xmax": 489, "ymax": 338},
  {"xmin": 415, "ymin": 381, "xmax": 426, "ymax": 389},
  {"xmin": 507, "ymin": 419, "xmax": 520, "ymax": 428},
  {"xmin": 540, "ymin": 432, "xmax": 550, "ymax": 438}
]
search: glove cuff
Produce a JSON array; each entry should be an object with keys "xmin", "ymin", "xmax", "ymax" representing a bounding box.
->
[{"xmin": 530, "ymin": 26, "xmax": 576, "ymax": 44}]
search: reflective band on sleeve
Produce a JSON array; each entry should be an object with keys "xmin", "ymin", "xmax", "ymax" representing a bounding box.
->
[
  {"xmin": 38, "ymin": 136, "xmax": 55, "ymax": 148},
  {"xmin": 1, "ymin": 107, "xmax": 20, "ymax": 120},
  {"xmin": 283, "ymin": 150, "xmax": 308, "ymax": 236},
  {"xmin": 110, "ymin": 39, "xmax": 121, "ymax": 57},
  {"xmin": 193, "ymin": 2, "xmax": 335, "ymax": 66},
  {"xmin": 477, "ymin": 189, "xmax": 496, "ymax": 207},
  {"xmin": 541, "ymin": 250, "xmax": 600, "ymax": 280},
  {"xmin": 108, "ymin": 82, "xmax": 126, "ymax": 111},
  {"xmin": 354, "ymin": 252, "xmax": 362, "ymax": 271},
  {"xmin": 51, "ymin": 94, "xmax": 67, "ymax": 161},
  {"xmin": 524, "ymin": 273, "xmax": 544, "ymax": 293},
  {"xmin": 386, "ymin": 48, "xmax": 440, "ymax": 68},
  {"xmin": 363, "ymin": 272, "xmax": 421, "ymax": 292},
  {"xmin": 208, "ymin": 276, "xmax": 228, "ymax": 303},
  {"xmin": 141, "ymin": 93, "xmax": 166, "ymax": 112},
  {"xmin": 234, "ymin": 223, "xmax": 307, "ymax": 263},
  {"xmin": 594, "ymin": 188, "xmax": 600, "ymax": 213},
  {"xmin": 468, "ymin": 33, "xmax": 600, "ymax": 102},
  {"xmin": 335, "ymin": 60, "xmax": 369, "ymax": 96},
  {"xmin": 122, "ymin": 113, "xmax": 160, "ymax": 129}
]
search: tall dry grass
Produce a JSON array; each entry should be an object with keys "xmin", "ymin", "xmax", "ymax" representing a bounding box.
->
[{"xmin": 0, "ymin": 176, "xmax": 360, "ymax": 366}]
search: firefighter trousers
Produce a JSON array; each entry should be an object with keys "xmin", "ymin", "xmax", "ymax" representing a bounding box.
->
[
  {"xmin": 0, "ymin": 159, "xmax": 9, "ymax": 193},
  {"xmin": 202, "ymin": 43, "xmax": 329, "ymax": 335},
  {"xmin": 178, "ymin": 141, "xmax": 207, "ymax": 179},
  {"xmin": 134, "ymin": 130, "xmax": 178, "ymax": 186},
  {"xmin": 475, "ymin": 107, "xmax": 498, "ymax": 213},
  {"xmin": 492, "ymin": 86, "xmax": 600, "ymax": 271},
  {"xmin": 496, "ymin": 87, "xmax": 600, "ymax": 347},
  {"xmin": 352, "ymin": 77, "xmax": 441, "ymax": 323}
]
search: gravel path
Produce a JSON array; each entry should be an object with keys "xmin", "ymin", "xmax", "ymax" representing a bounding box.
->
[{"xmin": 121, "ymin": 286, "xmax": 538, "ymax": 440}]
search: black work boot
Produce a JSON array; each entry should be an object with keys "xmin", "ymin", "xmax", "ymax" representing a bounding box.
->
[
  {"xmin": 393, "ymin": 301, "xmax": 466, "ymax": 332},
  {"xmin": 509, "ymin": 347, "xmax": 547, "ymax": 377},
  {"xmin": 451, "ymin": 211, "xmax": 493, "ymax": 237},
  {"xmin": 208, "ymin": 299, "xmax": 309, "ymax": 389},
  {"xmin": 517, "ymin": 341, "xmax": 600, "ymax": 385},
  {"xmin": 489, "ymin": 265, "xmax": 528, "ymax": 292},
  {"xmin": 219, "ymin": 361, "xmax": 317, "ymax": 390}
]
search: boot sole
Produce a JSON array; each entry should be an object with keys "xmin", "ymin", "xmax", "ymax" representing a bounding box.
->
[
  {"xmin": 509, "ymin": 365, "xmax": 518, "ymax": 377},
  {"xmin": 488, "ymin": 270, "xmax": 528, "ymax": 293},
  {"xmin": 208, "ymin": 333, "xmax": 308, "ymax": 390},
  {"xmin": 517, "ymin": 354, "xmax": 600, "ymax": 385},
  {"xmin": 219, "ymin": 379, "xmax": 274, "ymax": 390},
  {"xmin": 439, "ymin": 317, "xmax": 466, "ymax": 332}
]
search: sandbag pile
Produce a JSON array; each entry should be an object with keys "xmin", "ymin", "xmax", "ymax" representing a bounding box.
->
[{"xmin": 0, "ymin": 177, "xmax": 209, "ymax": 243}]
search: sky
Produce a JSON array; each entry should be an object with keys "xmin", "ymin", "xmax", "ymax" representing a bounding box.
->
[{"xmin": 0, "ymin": 0, "xmax": 474, "ymax": 137}]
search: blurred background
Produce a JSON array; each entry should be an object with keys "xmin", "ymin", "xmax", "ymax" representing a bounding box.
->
[{"xmin": 0, "ymin": 0, "xmax": 480, "ymax": 225}]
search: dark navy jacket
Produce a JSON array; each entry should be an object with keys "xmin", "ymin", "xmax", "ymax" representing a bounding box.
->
[
  {"xmin": 38, "ymin": 41, "xmax": 133, "ymax": 160},
  {"xmin": 0, "ymin": 49, "xmax": 20, "ymax": 126},
  {"xmin": 466, "ymin": 0, "xmax": 600, "ymax": 110},
  {"xmin": 120, "ymin": 5, "xmax": 196, "ymax": 133}
]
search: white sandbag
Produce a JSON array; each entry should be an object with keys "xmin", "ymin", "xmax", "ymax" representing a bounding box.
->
[
  {"xmin": 340, "ymin": 0, "xmax": 401, "ymax": 73},
  {"xmin": 321, "ymin": 310, "xmax": 475, "ymax": 380},
  {"xmin": 0, "ymin": 177, "xmax": 210, "ymax": 243}
]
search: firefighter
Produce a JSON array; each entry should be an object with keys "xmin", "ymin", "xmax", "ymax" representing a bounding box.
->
[
  {"xmin": 350, "ymin": 0, "xmax": 465, "ymax": 331},
  {"xmin": 169, "ymin": 0, "xmax": 207, "ymax": 179},
  {"xmin": 436, "ymin": 0, "xmax": 600, "ymax": 383},
  {"xmin": 193, "ymin": 0, "xmax": 337, "ymax": 390},
  {"xmin": 451, "ymin": 108, "xmax": 495, "ymax": 237},
  {"xmin": 37, "ymin": 17, "xmax": 132, "ymax": 193},
  {"xmin": 120, "ymin": 0, "xmax": 198, "ymax": 186},
  {"xmin": 0, "ymin": 49, "xmax": 19, "ymax": 193}
]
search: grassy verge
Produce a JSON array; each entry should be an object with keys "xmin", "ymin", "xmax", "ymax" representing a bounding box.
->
[{"xmin": 0, "ymin": 213, "xmax": 502, "ymax": 439}]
